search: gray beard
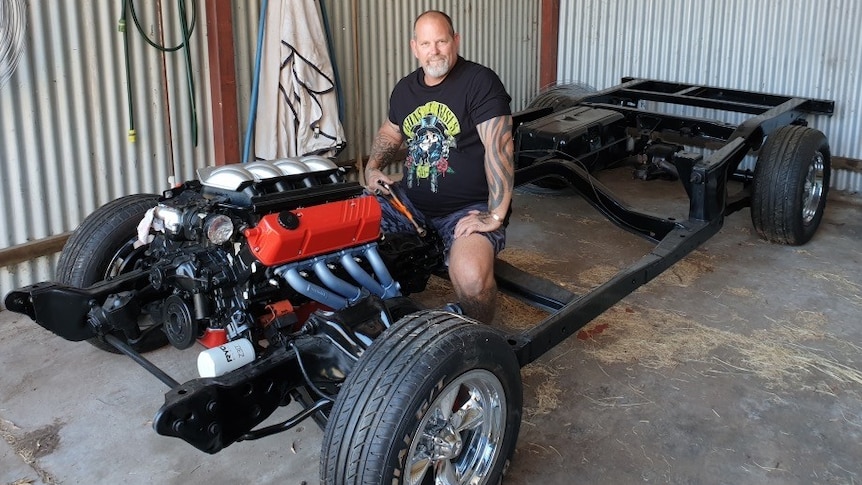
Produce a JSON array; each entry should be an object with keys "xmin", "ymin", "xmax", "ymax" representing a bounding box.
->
[{"xmin": 423, "ymin": 59, "xmax": 450, "ymax": 78}]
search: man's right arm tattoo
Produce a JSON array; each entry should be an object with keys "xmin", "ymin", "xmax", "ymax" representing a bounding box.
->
[
  {"xmin": 366, "ymin": 122, "xmax": 404, "ymax": 174},
  {"xmin": 368, "ymin": 137, "xmax": 400, "ymax": 171}
]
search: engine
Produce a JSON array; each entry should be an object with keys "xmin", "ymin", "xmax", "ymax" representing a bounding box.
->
[
  {"xmin": 2, "ymin": 155, "xmax": 446, "ymax": 453},
  {"xmin": 137, "ymin": 157, "xmax": 442, "ymax": 358}
]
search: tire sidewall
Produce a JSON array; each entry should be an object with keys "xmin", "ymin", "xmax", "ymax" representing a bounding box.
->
[
  {"xmin": 58, "ymin": 194, "xmax": 160, "ymax": 286},
  {"xmin": 64, "ymin": 220, "xmax": 141, "ymax": 286},
  {"xmin": 383, "ymin": 325, "xmax": 522, "ymax": 484},
  {"xmin": 752, "ymin": 126, "xmax": 831, "ymax": 245}
]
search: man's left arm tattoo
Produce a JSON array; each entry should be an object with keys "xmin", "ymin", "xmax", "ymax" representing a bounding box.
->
[{"xmin": 477, "ymin": 115, "xmax": 515, "ymax": 216}]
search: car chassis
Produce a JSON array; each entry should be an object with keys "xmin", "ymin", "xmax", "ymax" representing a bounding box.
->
[{"xmin": 5, "ymin": 78, "xmax": 834, "ymax": 483}]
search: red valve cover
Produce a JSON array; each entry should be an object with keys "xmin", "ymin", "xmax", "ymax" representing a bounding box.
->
[{"xmin": 244, "ymin": 195, "xmax": 382, "ymax": 266}]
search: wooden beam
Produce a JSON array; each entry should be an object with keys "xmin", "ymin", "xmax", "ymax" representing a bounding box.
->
[
  {"xmin": 540, "ymin": 0, "xmax": 560, "ymax": 90},
  {"xmin": 0, "ymin": 233, "xmax": 70, "ymax": 268},
  {"xmin": 205, "ymin": 0, "xmax": 241, "ymax": 165}
]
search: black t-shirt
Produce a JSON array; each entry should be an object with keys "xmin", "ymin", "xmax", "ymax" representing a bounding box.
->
[{"xmin": 388, "ymin": 57, "xmax": 511, "ymax": 217}]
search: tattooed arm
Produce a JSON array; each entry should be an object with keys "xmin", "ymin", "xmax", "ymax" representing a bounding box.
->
[
  {"xmin": 364, "ymin": 120, "xmax": 405, "ymax": 193},
  {"xmin": 453, "ymin": 115, "xmax": 515, "ymax": 238},
  {"xmin": 477, "ymin": 115, "xmax": 515, "ymax": 223}
]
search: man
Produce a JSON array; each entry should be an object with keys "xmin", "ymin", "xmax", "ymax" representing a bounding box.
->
[{"xmin": 364, "ymin": 10, "xmax": 514, "ymax": 323}]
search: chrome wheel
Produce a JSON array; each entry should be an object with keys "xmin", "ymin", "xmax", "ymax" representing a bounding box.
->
[
  {"xmin": 320, "ymin": 311, "xmax": 522, "ymax": 485},
  {"xmin": 802, "ymin": 151, "xmax": 825, "ymax": 225},
  {"xmin": 751, "ymin": 125, "xmax": 830, "ymax": 245},
  {"xmin": 406, "ymin": 369, "xmax": 506, "ymax": 485}
]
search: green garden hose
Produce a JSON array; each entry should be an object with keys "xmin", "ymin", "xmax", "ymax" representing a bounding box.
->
[{"xmin": 119, "ymin": 0, "xmax": 198, "ymax": 145}]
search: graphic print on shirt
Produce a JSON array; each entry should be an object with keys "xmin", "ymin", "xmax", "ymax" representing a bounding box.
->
[{"xmin": 402, "ymin": 101, "xmax": 461, "ymax": 192}]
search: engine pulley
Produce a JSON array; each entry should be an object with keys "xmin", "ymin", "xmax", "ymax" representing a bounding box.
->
[{"xmin": 163, "ymin": 294, "xmax": 198, "ymax": 349}]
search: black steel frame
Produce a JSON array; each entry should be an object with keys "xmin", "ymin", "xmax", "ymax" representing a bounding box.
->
[
  {"xmin": 498, "ymin": 78, "xmax": 833, "ymax": 367},
  {"xmin": 2, "ymin": 78, "xmax": 835, "ymax": 452}
]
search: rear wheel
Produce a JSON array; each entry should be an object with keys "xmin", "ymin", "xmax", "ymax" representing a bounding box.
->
[
  {"xmin": 320, "ymin": 310, "xmax": 522, "ymax": 485},
  {"xmin": 751, "ymin": 125, "xmax": 831, "ymax": 245},
  {"xmin": 56, "ymin": 194, "xmax": 167, "ymax": 353},
  {"xmin": 527, "ymin": 82, "xmax": 596, "ymax": 111}
]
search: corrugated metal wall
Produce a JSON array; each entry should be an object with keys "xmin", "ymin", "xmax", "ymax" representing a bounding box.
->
[
  {"xmin": 5, "ymin": 0, "xmax": 859, "ymax": 295},
  {"xmin": 231, "ymin": 1, "xmax": 262, "ymax": 155},
  {"xmin": 0, "ymin": 1, "xmax": 540, "ymax": 293},
  {"xmin": 557, "ymin": 0, "xmax": 862, "ymax": 192},
  {"xmin": 326, "ymin": 0, "xmax": 541, "ymax": 162},
  {"xmin": 0, "ymin": 1, "xmax": 215, "ymax": 294},
  {"xmin": 232, "ymin": 1, "xmax": 541, "ymax": 165}
]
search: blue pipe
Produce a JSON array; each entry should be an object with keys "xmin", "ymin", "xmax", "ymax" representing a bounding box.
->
[
  {"xmin": 363, "ymin": 246, "xmax": 400, "ymax": 299},
  {"xmin": 242, "ymin": 0, "xmax": 268, "ymax": 163},
  {"xmin": 312, "ymin": 259, "xmax": 363, "ymax": 304},
  {"xmin": 340, "ymin": 249, "xmax": 385, "ymax": 297},
  {"xmin": 279, "ymin": 267, "xmax": 348, "ymax": 311}
]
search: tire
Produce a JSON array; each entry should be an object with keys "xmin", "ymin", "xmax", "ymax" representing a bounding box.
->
[
  {"xmin": 56, "ymin": 193, "xmax": 168, "ymax": 353},
  {"xmin": 751, "ymin": 125, "xmax": 831, "ymax": 245},
  {"xmin": 383, "ymin": 296, "xmax": 424, "ymax": 322},
  {"xmin": 320, "ymin": 310, "xmax": 522, "ymax": 485},
  {"xmin": 527, "ymin": 82, "xmax": 596, "ymax": 111}
]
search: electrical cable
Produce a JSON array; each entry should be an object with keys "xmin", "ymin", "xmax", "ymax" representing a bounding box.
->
[
  {"xmin": 242, "ymin": 0, "xmax": 269, "ymax": 164},
  {"xmin": 288, "ymin": 340, "xmax": 335, "ymax": 402},
  {"xmin": 516, "ymin": 148, "xmax": 657, "ymax": 236}
]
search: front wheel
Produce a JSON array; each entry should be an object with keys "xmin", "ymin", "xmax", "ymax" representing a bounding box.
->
[
  {"xmin": 55, "ymin": 193, "xmax": 167, "ymax": 353},
  {"xmin": 320, "ymin": 310, "xmax": 523, "ymax": 485},
  {"xmin": 751, "ymin": 125, "xmax": 831, "ymax": 245}
]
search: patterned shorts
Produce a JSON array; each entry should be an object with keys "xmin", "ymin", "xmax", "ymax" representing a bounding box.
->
[{"xmin": 374, "ymin": 182, "xmax": 506, "ymax": 257}]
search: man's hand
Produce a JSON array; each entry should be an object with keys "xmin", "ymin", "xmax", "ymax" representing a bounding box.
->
[
  {"xmin": 454, "ymin": 210, "xmax": 502, "ymax": 238},
  {"xmin": 365, "ymin": 168, "xmax": 395, "ymax": 195}
]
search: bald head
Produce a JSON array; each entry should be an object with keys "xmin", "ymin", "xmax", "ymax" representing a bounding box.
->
[
  {"xmin": 413, "ymin": 10, "xmax": 455, "ymax": 38},
  {"xmin": 411, "ymin": 10, "xmax": 460, "ymax": 85}
]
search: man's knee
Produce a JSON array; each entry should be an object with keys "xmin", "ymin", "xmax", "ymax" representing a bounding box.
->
[
  {"xmin": 450, "ymin": 263, "xmax": 492, "ymax": 296},
  {"xmin": 448, "ymin": 235, "xmax": 495, "ymax": 295}
]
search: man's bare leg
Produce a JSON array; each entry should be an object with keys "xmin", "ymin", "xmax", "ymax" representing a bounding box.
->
[{"xmin": 447, "ymin": 234, "xmax": 497, "ymax": 323}]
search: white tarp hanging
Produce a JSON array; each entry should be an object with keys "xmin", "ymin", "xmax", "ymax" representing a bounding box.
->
[{"xmin": 254, "ymin": 0, "xmax": 345, "ymax": 159}]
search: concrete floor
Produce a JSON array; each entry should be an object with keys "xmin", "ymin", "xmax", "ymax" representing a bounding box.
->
[{"xmin": 2, "ymin": 168, "xmax": 861, "ymax": 484}]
